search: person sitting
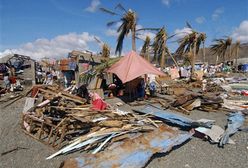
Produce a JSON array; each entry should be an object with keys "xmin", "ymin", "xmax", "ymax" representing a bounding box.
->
[
  {"xmin": 149, "ymin": 81, "xmax": 156, "ymax": 97},
  {"xmin": 137, "ymin": 78, "xmax": 145, "ymax": 100},
  {"xmin": 77, "ymin": 84, "xmax": 90, "ymax": 103}
]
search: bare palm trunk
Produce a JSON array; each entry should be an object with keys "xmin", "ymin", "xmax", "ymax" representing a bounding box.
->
[
  {"xmin": 131, "ymin": 27, "xmax": 136, "ymax": 51},
  {"xmin": 146, "ymin": 50, "xmax": 150, "ymax": 62},
  {"xmin": 191, "ymin": 42, "xmax": 197, "ymax": 79},
  {"xmin": 236, "ymin": 47, "xmax": 239, "ymax": 70},
  {"xmin": 203, "ymin": 41, "xmax": 206, "ymax": 63},
  {"xmin": 216, "ymin": 55, "xmax": 219, "ymax": 65},
  {"xmin": 228, "ymin": 46, "xmax": 232, "ymax": 63},
  {"xmin": 223, "ymin": 50, "xmax": 226, "ymax": 64},
  {"xmin": 168, "ymin": 52, "xmax": 179, "ymax": 68},
  {"xmin": 154, "ymin": 52, "xmax": 158, "ymax": 65},
  {"xmin": 160, "ymin": 49, "xmax": 165, "ymax": 68}
]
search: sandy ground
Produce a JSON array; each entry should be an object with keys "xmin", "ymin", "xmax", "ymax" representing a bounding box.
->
[{"xmin": 0, "ymin": 96, "xmax": 248, "ymax": 168}]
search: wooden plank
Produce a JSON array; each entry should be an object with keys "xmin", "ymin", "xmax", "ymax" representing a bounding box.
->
[
  {"xmin": 23, "ymin": 97, "xmax": 35, "ymax": 113},
  {"xmin": 38, "ymin": 122, "xmax": 44, "ymax": 139}
]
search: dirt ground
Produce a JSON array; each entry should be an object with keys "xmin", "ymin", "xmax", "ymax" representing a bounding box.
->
[{"xmin": 0, "ymin": 95, "xmax": 248, "ymax": 168}]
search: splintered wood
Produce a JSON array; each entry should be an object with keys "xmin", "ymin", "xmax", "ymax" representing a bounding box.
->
[{"xmin": 21, "ymin": 85, "xmax": 159, "ymax": 151}]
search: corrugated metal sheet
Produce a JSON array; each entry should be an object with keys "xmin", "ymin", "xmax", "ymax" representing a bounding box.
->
[
  {"xmin": 134, "ymin": 105, "xmax": 213, "ymax": 128},
  {"xmin": 61, "ymin": 125, "xmax": 193, "ymax": 168}
]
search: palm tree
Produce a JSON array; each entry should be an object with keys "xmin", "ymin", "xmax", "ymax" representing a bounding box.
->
[
  {"xmin": 175, "ymin": 30, "xmax": 206, "ymax": 77},
  {"xmin": 153, "ymin": 27, "xmax": 168, "ymax": 68},
  {"xmin": 140, "ymin": 36, "xmax": 151, "ymax": 61},
  {"xmin": 153, "ymin": 27, "xmax": 179, "ymax": 68},
  {"xmin": 226, "ymin": 37, "xmax": 232, "ymax": 62},
  {"xmin": 231, "ymin": 40, "xmax": 241, "ymax": 70},
  {"xmin": 102, "ymin": 43, "xmax": 111, "ymax": 59},
  {"xmin": 100, "ymin": 4, "xmax": 137, "ymax": 56},
  {"xmin": 94, "ymin": 37, "xmax": 110, "ymax": 60},
  {"xmin": 211, "ymin": 39, "xmax": 225, "ymax": 64},
  {"xmin": 199, "ymin": 33, "xmax": 207, "ymax": 63},
  {"xmin": 211, "ymin": 37, "xmax": 232, "ymax": 64}
]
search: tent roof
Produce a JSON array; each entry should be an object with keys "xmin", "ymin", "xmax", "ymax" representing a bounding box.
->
[{"xmin": 107, "ymin": 51, "xmax": 165, "ymax": 83}]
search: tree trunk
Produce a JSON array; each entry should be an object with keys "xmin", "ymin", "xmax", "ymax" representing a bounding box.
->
[
  {"xmin": 223, "ymin": 50, "xmax": 226, "ymax": 63},
  {"xmin": 216, "ymin": 55, "xmax": 219, "ymax": 65},
  {"xmin": 146, "ymin": 49, "xmax": 150, "ymax": 62},
  {"xmin": 191, "ymin": 42, "xmax": 197, "ymax": 79},
  {"xmin": 154, "ymin": 51, "xmax": 158, "ymax": 65},
  {"xmin": 203, "ymin": 41, "xmax": 206, "ymax": 63},
  {"xmin": 168, "ymin": 51, "xmax": 179, "ymax": 68},
  {"xmin": 236, "ymin": 47, "xmax": 239, "ymax": 70},
  {"xmin": 160, "ymin": 48, "xmax": 165, "ymax": 68},
  {"xmin": 131, "ymin": 27, "xmax": 136, "ymax": 51},
  {"xmin": 229, "ymin": 46, "xmax": 232, "ymax": 62}
]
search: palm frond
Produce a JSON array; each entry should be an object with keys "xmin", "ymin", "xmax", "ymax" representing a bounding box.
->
[
  {"xmin": 186, "ymin": 21, "xmax": 193, "ymax": 29},
  {"xmin": 94, "ymin": 36, "xmax": 103, "ymax": 45},
  {"xmin": 99, "ymin": 7, "xmax": 119, "ymax": 16},
  {"xmin": 136, "ymin": 28, "xmax": 160, "ymax": 32},
  {"xmin": 115, "ymin": 3, "xmax": 127, "ymax": 13},
  {"xmin": 115, "ymin": 24, "xmax": 127, "ymax": 55},
  {"xmin": 107, "ymin": 20, "xmax": 120, "ymax": 27}
]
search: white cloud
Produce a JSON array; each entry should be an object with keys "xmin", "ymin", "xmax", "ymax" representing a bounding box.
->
[
  {"xmin": 135, "ymin": 24, "xmax": 156, "ymax": 40},
  {"xmin": 162, "ymin": 0, "xmax": 171, "ymax": 6},
  {"xmin": 212, "ymin": 7, "xmax": 224, "ymax": 21},
  {"xmin": 137, "ymin": 31, "xmax": 156, "ymax": 41},
  {"xmin": 195, "ymin": 16, "xmax": 205, "ymax": 24},
  {"xmin": 85, "ymin": 0, "xmax": 101, "ymax": 13},
  {"xmin": 174, "ymin": 27, "xmax": 193, "ymax": 40},
  {"xmin": 0, "ymin": 32, "xmax": 99, "ymax": 60},
  {"xmin": 105, "ymin": 22, "xmax": 122, "ymax": 37},
  {"xmin": 105, "ymin": 29, "xmax": 119, "ymax": 37},
  {"xmin": 231, "ymin": 20, "xmax": 248, "ymax": 43}
]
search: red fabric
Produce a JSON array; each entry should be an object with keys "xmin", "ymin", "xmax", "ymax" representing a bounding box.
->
[
  {"xmin": 241, "ymin": 90, "xmax": 248, "ymax": 96},
  {"xmin": 31, "ymin": 86, "xmax": 40, "ymax": 97},
  {"xmin": 107, "ymin": 51, "xmax": 165, "ymax": 83},
  {"xmin": 82, "ymin": 63, "xmax": 89, "ymax": 69},
  {"xmin": 9, "ymin": 77, "xmax": 16, "ymax": 84},
  {"xmin": 92, "ymin": 99, "xmax": 107, "ymax": 110}
]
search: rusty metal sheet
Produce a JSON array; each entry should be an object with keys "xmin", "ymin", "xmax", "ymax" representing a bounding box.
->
[
  {"xmin": 134, "ymin": 105, "xmax": 213, "ymax": 128},
  {"xmin": 61, "ymin": 125, "xmax": 193, "ymax": 168}
]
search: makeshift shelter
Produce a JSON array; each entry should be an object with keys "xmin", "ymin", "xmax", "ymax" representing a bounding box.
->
[{"xmin": 107, "ymin": 51, "xmax": 165, "ymax": 83}]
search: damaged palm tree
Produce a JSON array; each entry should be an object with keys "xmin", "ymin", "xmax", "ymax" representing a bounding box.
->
[
  {"xmin": 100, "ymin": 4, "xmax": 137, "ymax": 55},
  {"xmin": 102, "ymin": 43, "xmax": 111, "ymax": 59},
  {"xmin": 140, "ymin": 36, "xmax": 151, "ymax": 61},
  {"xmin": 153, "ymin": 27, "xmax": 167, "ymax": 68},
  {"xmin": 100, "ymin": 4, "xmax": 158, "ymax": 56},
  {"xmin": 211, "ymin": 37, "xmax": 232, "ymax": 64},
  {"xmin": 231, "ymin": 40, "xmax": 241, "ymax": 70},
  {"xmin": 153, "ymin": 27, "xmax": 178, "ymax": 68},
  {"xmin": 94, "ymin": 37, "xmax": 111, "ymax": 60},
  {"xmin": 175, "ymin": 22, "xmax": 206, "ymax": 78}
]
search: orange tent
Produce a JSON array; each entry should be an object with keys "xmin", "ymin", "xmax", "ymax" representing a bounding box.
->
[{"xmin": 107, "ymin": 51, "xmax": 165, "ymax": 83}]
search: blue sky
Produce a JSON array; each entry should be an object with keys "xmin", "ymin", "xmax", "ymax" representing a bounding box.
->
[{"xmin": 0, "ymin": 0, "xmax": 247, "ymax": 59}]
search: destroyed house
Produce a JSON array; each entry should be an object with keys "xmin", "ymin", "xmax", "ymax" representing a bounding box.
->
[
  {"xmin": 0, "ymin": 54, "xmax": 36, "ymax": 85},
  {"xmin": 68, "ymin": 50, "xmax": 102, "ymax": 73}
]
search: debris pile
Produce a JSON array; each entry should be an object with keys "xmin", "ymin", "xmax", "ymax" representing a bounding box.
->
[{"xmin": 22, "ymin": 85, "xmax": 190, "ymax": 162}]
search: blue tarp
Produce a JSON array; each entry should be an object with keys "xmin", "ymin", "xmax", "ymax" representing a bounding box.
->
[{"xmin": 241, "ymin": 64, "xmax": 248, "ymax": 72}]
